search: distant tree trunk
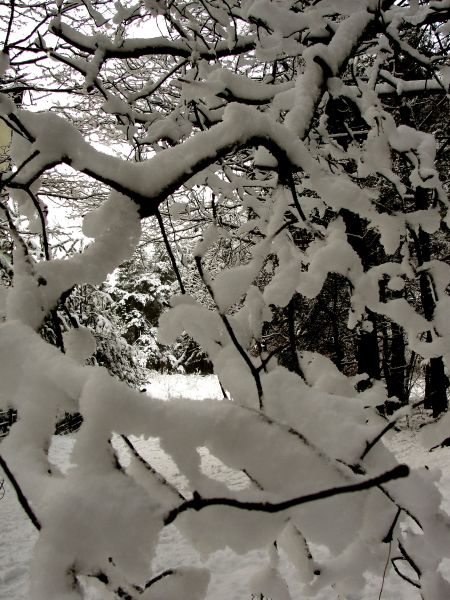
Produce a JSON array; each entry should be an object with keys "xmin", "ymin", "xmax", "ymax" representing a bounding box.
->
[
  {"xmin": 425, "ymin": 357, "xmax": 448, "ymax": 418},
  {"xmin": 340, "ymin": 209, "xmax": 381, "ymax": 382},
  {"xmin": 382, "ymin": 321, "xmax": 408, "ymax": 409},
  {"xmin": 399, "ymin": 98, "xmax": 449, "ymax": 417},
  {"xmin": 287, "ymin": 296, "xmax": 303, "ymax": 377},
  {"xmin": 357, "ymin": 310, "xmax": 381, "ymax": 381},
  {"xmin": 329, "ymin": 274, "xmax": 345, "ymax": 372},
  {"xmin": 389, "ymin": 323, "xmax": 407, "ymax": 402},
  {"xmin": 379, "ymin": 277, "xmax": 408, "ymax": 409},
  {"xmin": 413, "ymin": 187, "xmax": 448, "ymax": 417}
]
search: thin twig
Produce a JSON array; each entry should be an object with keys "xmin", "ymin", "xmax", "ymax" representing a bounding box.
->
[
  {"xmin": 378, "ymin": 506, "xmax": 401, "ymax": 600},
  {"xmin": 383, "ymin": 506, "xmax": 401, "ymax": 543},
  {"xmin": 25, "ymin": 188, "xmax": 50, "ymax": 260},
  {"xmin": 361, "ymin": 399, "xmax": 424, "ymax": 460},
  {"xmin": 88, "ymin": 570, "xmax": 137, "ymax": 600},
  {"xmin": 378, "ymin": 485, "xmax": 423, "ymax": 532},
  {"xmin": 164, "ymin": 464, "xmax": 409, "ymax": 525},
  {"xmin": 285, "ymin": 169, "xmax": 307, "ymax": 223},
  {"xmin": 398, "ymin": 539, "xmax": 421, "ymax": 577},
  {"xmin": 120, "ymin": 435, "xmax": 186, "ymax": 501},
  {"xmin": 195, "ymin": 255, "xmax": 264, "ymax": 409},
  {"xmin": 1, "ymin": 150, "xmax": 40, "ymax": 189},
  {"xmin": 0, "ymin": 453, "xmax": 41, "ymax": 530},
  {"xmin": 391, "ymin": 558, "xmax": 421, "ymax": 589},
  {"xmin": 378, "ymin": 541, "xmax": 392, "ymax": 600},
  {"xmin": 3, "ymin": 0, "xmax": 15, "ymax": 49},
  {"xmin": 143, "ymin": 569, "xmax": 175, "ymax": 590},
  {"xmin": 154, "ymin": 209, "xmax": 185, "ymax": 294},
  {"xmin": 242, "ymin": 468, "xmax": 264, "ymax": 491}
]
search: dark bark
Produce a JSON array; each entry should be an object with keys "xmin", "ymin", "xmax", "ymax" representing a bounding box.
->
[
  {"xmin": 413, "ymin": 187, "xmax": 448, "ymax": 416},
  {"xmin": 379, "ymin": 278, "xmax": 408, "ymax": 409},
  {"xmin": 340, "ymin": 209, "xmax": 381, "ymax": 381},
  {"xmin": 286, "ymin": 297, "xmax": 303, "ymax": 377},
  {"xmin": 425, "ymin": 357, "xmax": 448, "ymax": 418},
  {"xmin": 164, "ymin": 465, "xmax": 409, "ymax": 525},
  {"xmin": 356, "ymin": 310, "xmax": 381, "ymax": 381},
  {"xmin": 386, "ymin": 322, "xmax": 408, "ymax": 405}
]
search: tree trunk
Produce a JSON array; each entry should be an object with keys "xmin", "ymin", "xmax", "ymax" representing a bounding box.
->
[
  {"xmin": 340, "ymin": 209, "xmax": 381, "ymax": 382},
  {"xmin": 379, "ymin": 277, "xmax": 408, "ymax": 410},
  {"xmin": 383, "ymin": 322, "xmax": 408, "ymax": 410},
  {"xmin": 425, "ymin": 357, "xmax": 449, "ymax": 418},
  {"xmin": 357, "ymin": 310, "xmax": 381, "ymax": 381},
  {"xmin": 413, "ymin": 187, "xmax": 448, "ymax": 416}
]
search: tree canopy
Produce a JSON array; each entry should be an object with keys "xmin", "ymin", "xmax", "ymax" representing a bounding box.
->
[{"xmin": 0, "ymin": 1, "xmax": 449, "ymax": 599}]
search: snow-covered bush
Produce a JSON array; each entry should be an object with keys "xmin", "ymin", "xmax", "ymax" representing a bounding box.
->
[{"xmin": 0, "ymin": 1, "xmax": 450, "ymax": 599}]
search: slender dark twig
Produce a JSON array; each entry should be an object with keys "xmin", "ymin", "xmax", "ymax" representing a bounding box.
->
[
  {"xmin": 218, "ymin": 379, "xmax": 228, "ymax": 399},
  {"xmin": 143, "ymin": 569, "xmax": 175, "ymax": 590},
  {"xmin": 25, "ymin": 189, "xmax": 66, "ymax": 351},
  {"xmin": 195, "ymin": 255, "xmax": 264, "ymax": 409},
  {"xmin": 0, "ymin": 197, "xmax": 64, "ymax": 351},
  {"xmin": 242, "ymin": 468, "xmax": 264, "ymax": 491},
  {"xmin": 155, "ymin": 209, "xmax": 186, "ymax": 294},
  {"xmin": 0, "ymin": 453, "xmax": 41, "ymax": 530},
  {"xmin": 1, "ymin": 150, "xmax": 40, "ymax": 189},
  {"xmin": 361, "ymin": 399, "xmax": 424, "ymax": 460},
  {"xmin": 88, "ymin": 570, "xmax": 137, "ymax": 600},
  {"xmin": 0, "ymin": 197, "xmax": 30, "ymax": 257},
  {"xmin": 398, "ymin": 539, "xmax": 421, "ymax": 577},
  {"xmin": 3, "ymin": 0, "xmax": 15, "ymax": 49},
  {"xmin": 131, "ymin": 59, "xmax": 187, "ymax": 101},
  {"xmin": 120, "ymin": 435, "xmax": 186, "ymax": 501},
  {"xmin": 164, "ymin": 464, "xmax": 409, "ymax": 525},
  {"xmin": 25, "ymin": 188, "xmax": 50, "ymax": 260},
  {"xmin": 285, "ymin": 169, "xmax": 307, "ymax": 223},
  {"xmin": 378, "ymin": 485, "xmax": 423, "ymax": 532},
  {"xmin": 256, "ymin": 342, "xmax": 289, "ymax": 373},
  {"xmin": 391, "ymin": 558, "xmax": 421, "ymax": 589},
  {"xmin": 383, "ymin": 506, "xmax": 402, "ymax": 543},
  {"xmin": 378, "ymin": 507, "xmax": 401, "ymax": 600},
  {"xmin": 5, "ymin": 113, "xmax": 34, "ymax": 142},
  {"xmin": 378, "ymin": 540, "xmax": 392, "ymax": 600}
]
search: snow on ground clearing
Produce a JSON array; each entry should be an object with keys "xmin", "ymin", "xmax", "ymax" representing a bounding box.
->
[
  {"xmin": 144, "ymin": 371, "xmax": 223, "ymax": 400},
  {"xmin": 1, "ymin": 374, "xmax": 450, "ymax": 599},
  {"xmin": 0, "ymin": 477, "xmax": 35, "ymax": 600}
]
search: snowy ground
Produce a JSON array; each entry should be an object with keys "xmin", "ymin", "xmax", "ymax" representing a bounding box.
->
[{"xmin": 1, "ymin": 374, "xmax": 450, "ymax": 600}]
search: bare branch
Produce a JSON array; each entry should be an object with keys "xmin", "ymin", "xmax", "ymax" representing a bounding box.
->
[
  {"xmin": 0, "ymin": 453, "xmax": 41, "ymax": 531},
  {"xmin": 164, "ymin": 464, "xmax": 409, "ymax": 525}
]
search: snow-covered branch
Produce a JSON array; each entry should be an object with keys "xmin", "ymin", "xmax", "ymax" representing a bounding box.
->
[
  {"xmin": 1, "ymin": 1, "xmax": 449, "ymax": 598},
  {"xmin": 164, "ymin": 464, "xmax": 409, "ymax": 525}
]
